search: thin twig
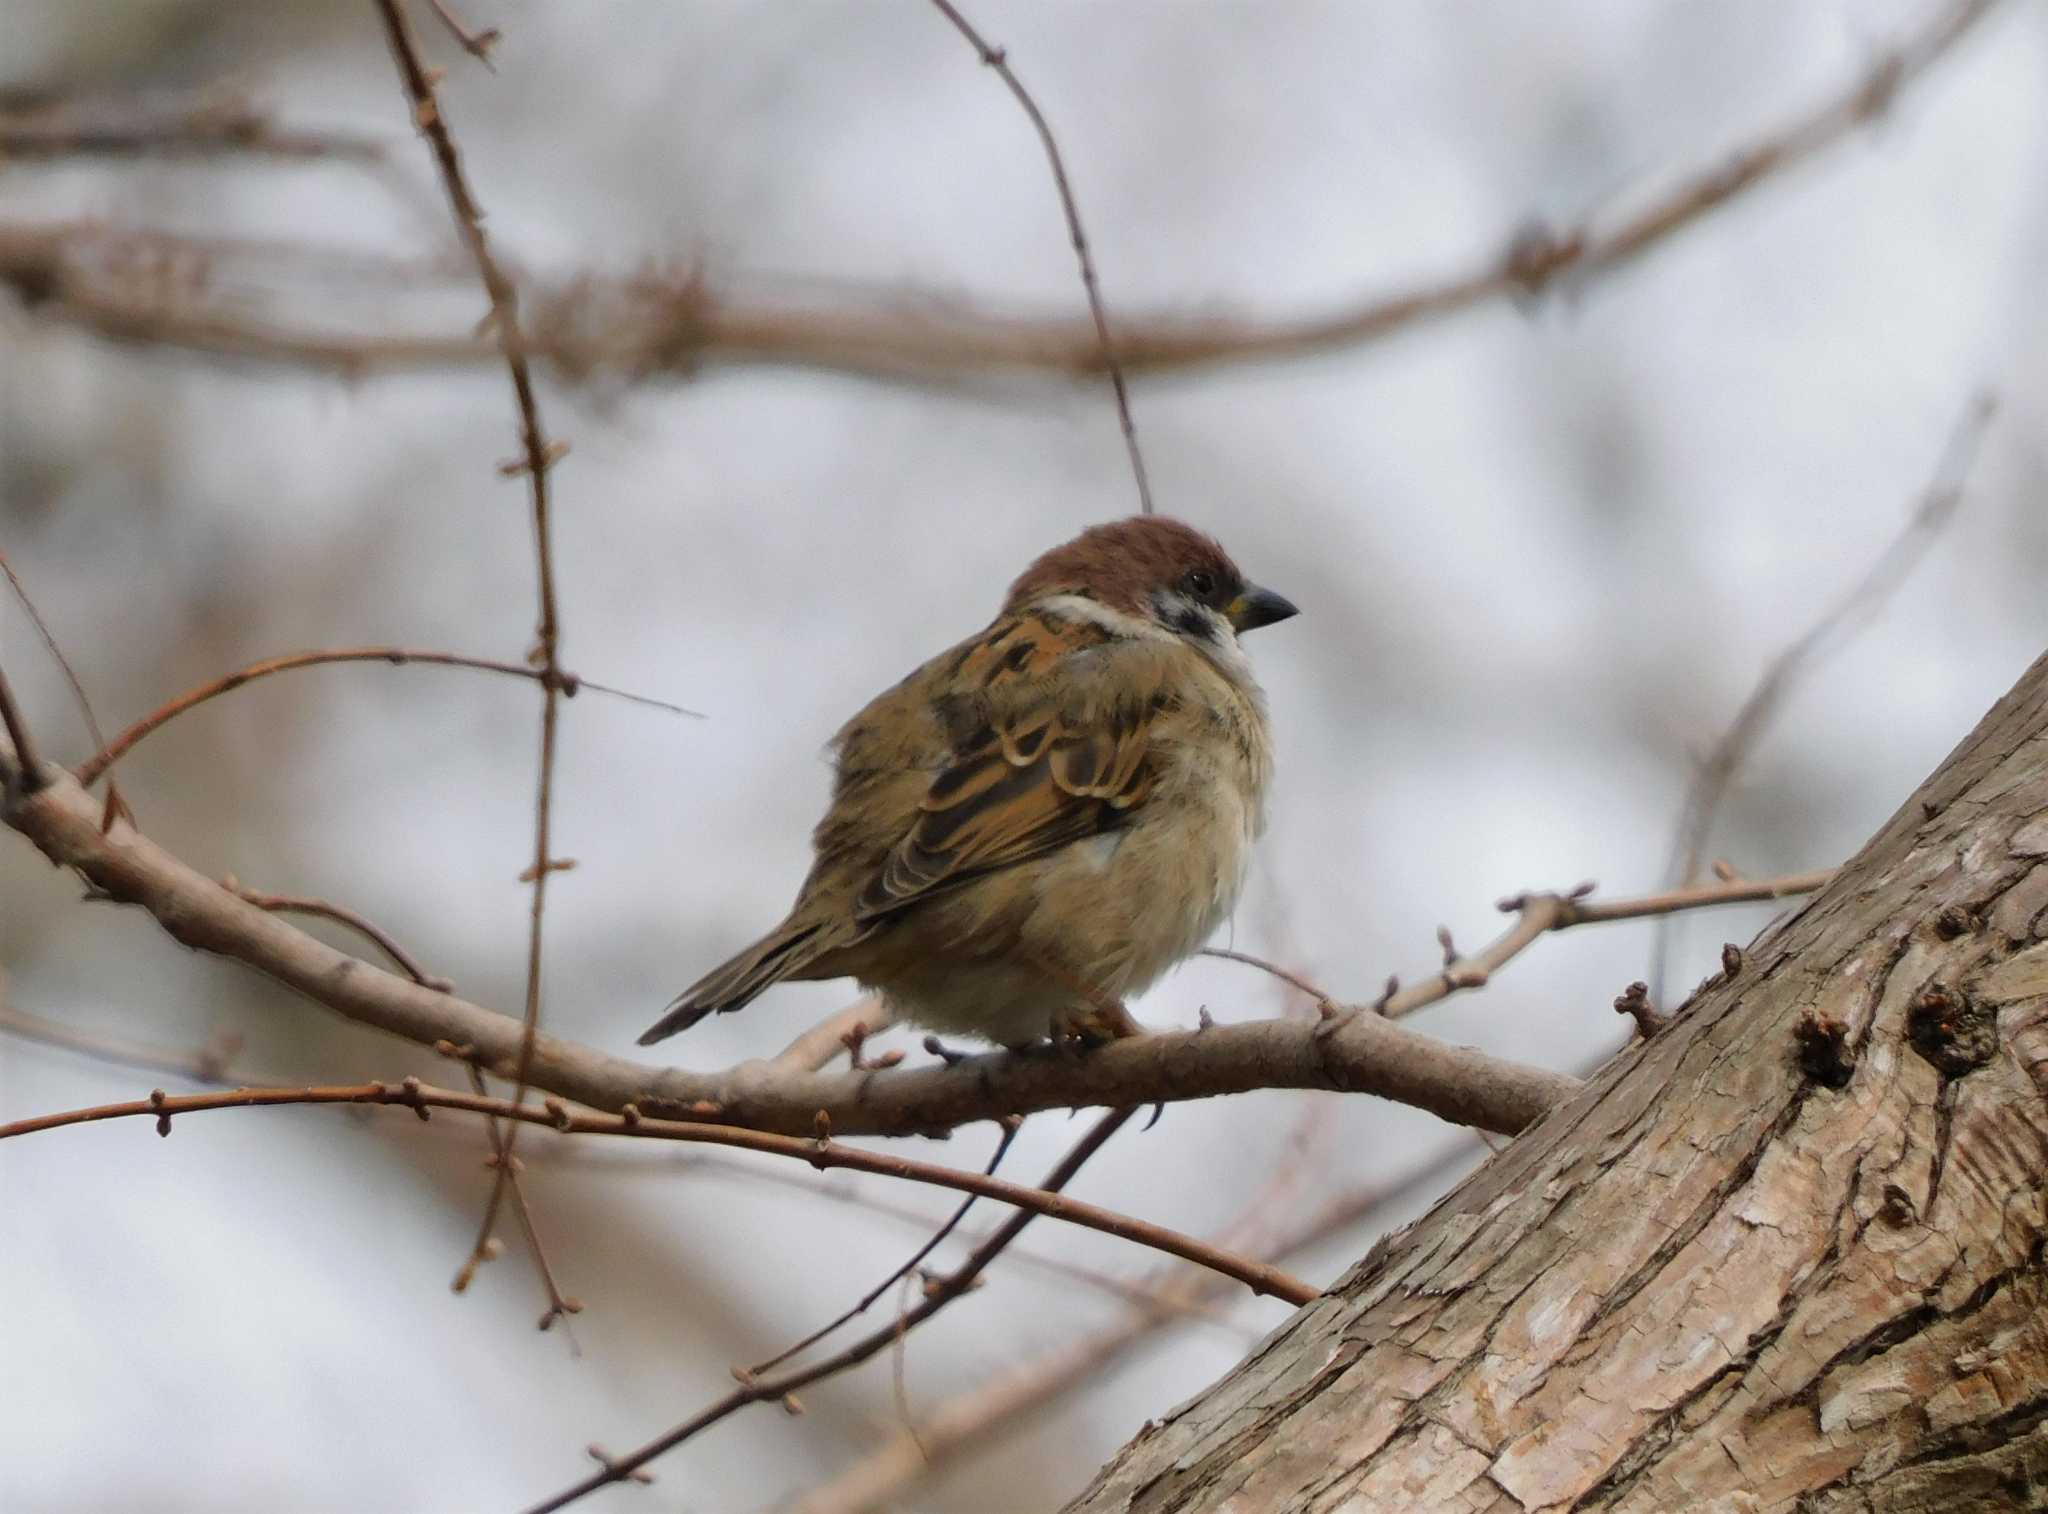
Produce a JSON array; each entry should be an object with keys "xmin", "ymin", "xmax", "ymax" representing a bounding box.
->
[
  {"xmin": 228, "ymin": 881, "xmax": 454, "ymax": 992},
  {"xmin": 0, "ymin": 555, "xmax": 130, "ymax": 825},
  {"xmin": 0, "ymin": 2, "xmax": 2001, "ymax": 388},
  {"xmin": 425, "ymin": 0, "xmax": 501, "ymax": 66},
  {"xmin": 783, "ymin": 1141, "xmax": 1482, "ymax": 1514},
  {"xmin": 73, "ymin": 645, "xmax": 691, "ymax": 789},
  {"xmin": 0, "ymin": 1087, "xmax": 1312, "ymax": 1303},
  {"xmin": 913, "ymin": 0, "xmax": 1151, "ymax": 513},
  {"xmin": 0, "ymin": 96, "xmax": 383, "ymax": 160},
  {"xmin": 772, "ymin": 995, "xmax": 897, "ymax": 1073},
  {"xmin": 368, "ymin": 0, "xmax": 567, "ymax": 1290},
  {"xmin": 516, "ymin": 1107, "xmax": 1144, "ymax": 1514},
  {"xmin": 457, "ymin": 1064, "xmax": 582, "ymax": 1331},
  {"xmin": 657, "ymin": 1153, "xmax": 1250, "ymax": 1331},
  {"xmin": 1650, "ymin": 390, "xmax": 1996, "ymax": 999},
  {"xmin": 1381, "ymin": 869, "xmax": 1835, "ymax": 1022},
  {"xmin": 0, "ymin": 999, "xmax": 255, "ymax": 1086},
  {"xmin": 0, "ymin": 660, "xmax": 45, "ymax": 795},
  {"xmin": 1199, "ymin": 948, "xmax": 1336, "ymax": 1014},
  {"xmin": 748, "ymin": 1119, "xmax": 1021, "ymax": 1376}
]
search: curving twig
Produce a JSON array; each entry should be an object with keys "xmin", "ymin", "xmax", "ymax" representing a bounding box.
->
[
  {"xmin": 0, "ymin": 661, "xmax": 43, "ymax": 794},
  {"xmin": 518, "ymin": 1107, "xmax": 1148, "ymax": 1513},
  {"xmin": 926, "ymin": 0, "xmax": 1152, "ymax": 514},
  {"xmin": 746, "ymin": 1118, "xmax": 1021, "ymax": 1376},
  {"xmin": 1650, "ymin": 391, "xmax": 1996, "ymax": 998},
  {"xmin": 784, "ymin": 1140, "xmax": 1481, "ymax": 1514},
  {"xmin": 0, "ymin": 1087, "xmax": 1311, "ymax": 1305},
  {"xmin": 72, "ymin": 644, "xmax": 693, "ymax": 789},
  {"xmin": 227, "ymin": 879, "xmax": 453, "ymax": 992}
]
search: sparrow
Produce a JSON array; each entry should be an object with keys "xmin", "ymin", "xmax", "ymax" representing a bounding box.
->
[{"xmin": 638, "ymin": 516, "xmax": 1297, "ymax": 1051}]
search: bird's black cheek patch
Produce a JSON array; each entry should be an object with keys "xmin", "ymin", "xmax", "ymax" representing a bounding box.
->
[{"xmin": 1167, "ymin": 601, "xmax": 1215, "ymax": 641}]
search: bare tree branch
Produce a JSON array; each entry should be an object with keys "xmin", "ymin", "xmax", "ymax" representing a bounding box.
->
[
  {"xmin": 0, "ymin": 1086, "xmax": 1314, "ymax": 1301},
  {"xmin": 1650, "ymin": 390, "xmax": 1997, "ymax": 997},
  {"xmin": 70, "ymin": 643, "xmax": 693, "ymax": 790},
  {"xmin": 368, "ymin": 0, "xmax": 570, "ymax": 1292},
  {"xmin": 0, "ymin": 93, "xmax": 383, "ymax": 160},
  {"xmin": 785, "ymin": 1142, "xmax": 1481, "ymax": 1514},
  {"xmin": 927, "ymin": 0, "xmax": 1152, "ymax": 514},
  {"xmin": 517, "ymin": 1107, "xmax": 1144, "ymax": 1513},
  {"xmin": 1, "ymin": 757, "xmax": 1580, "ymax": 1138},
  {"xmin": 0, "ymin": 0, "xmax": 2000, "ymax": 388}
]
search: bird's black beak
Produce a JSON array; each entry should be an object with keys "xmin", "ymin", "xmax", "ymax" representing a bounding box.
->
[{"xmin": 1225, "ymin": 584, "xmax": 1299, "ymax": 634}]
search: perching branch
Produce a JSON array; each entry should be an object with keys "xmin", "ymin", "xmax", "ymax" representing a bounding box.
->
[{"xmin": 2, "ymin": 755, "xmax": 1578, "ymax": 1138}]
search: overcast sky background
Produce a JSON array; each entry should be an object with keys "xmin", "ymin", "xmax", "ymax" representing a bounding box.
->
[{"xmin": 3, "ymin": 2, "xmax": 2045, "ymax": 1510}]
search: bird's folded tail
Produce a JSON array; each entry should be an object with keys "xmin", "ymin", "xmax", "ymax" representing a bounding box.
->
[{"xmin": 637, "ymin": 918, "xmax": 837, "ymax": 1046}]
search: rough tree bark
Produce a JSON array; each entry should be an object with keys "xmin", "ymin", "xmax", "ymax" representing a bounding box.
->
[{"xmin": 1068, "ymin": 651, "xmax": 2048, "ymax": 1514}]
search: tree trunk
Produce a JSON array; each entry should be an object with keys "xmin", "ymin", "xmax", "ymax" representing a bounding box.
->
[{"xmin": 1068, "ymin": 653, "xmax": 2048, "ymax": 1513}]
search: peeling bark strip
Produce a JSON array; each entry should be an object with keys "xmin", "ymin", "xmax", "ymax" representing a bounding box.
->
[{"xmin": 1069, "ymin": 651, "xmax": 2048, "ymax": 1514}]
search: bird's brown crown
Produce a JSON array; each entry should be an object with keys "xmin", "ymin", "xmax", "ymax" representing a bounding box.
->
[{"xmin": 1003, "ymin": 517, "xmax": 1240, "ymax": 617}]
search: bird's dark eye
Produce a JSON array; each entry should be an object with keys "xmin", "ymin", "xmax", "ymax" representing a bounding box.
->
[{"xmin": 1182, "ymin": 569, "xmax": 1217, "ymax": 600}]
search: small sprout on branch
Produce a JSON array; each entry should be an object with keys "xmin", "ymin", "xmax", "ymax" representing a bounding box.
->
[
  {"xmin": 618, "ymin": 1102, "xmax": 641, "ymax": 1127},
  {"xmin": 1712, "ymin": 859, "xmax": 1742, "ymax": 882},
  {"xmin": 1499, "ymin": 217, "xmax": 1585, "ymax": 303},
  {"xmin": 400, "ymin": 1075, "xmax": 431, "ymax": 1120},
  {"xmin": 516, "ymin": 857, "xmax": 577, "ymax": 883},
  {"xmin": 1614, "ymin": 981, "xmax": 1672, "ymax": 1041},
  {"xmin": 1373, "ymin": 975, "xmax": 1400, "ymax": 1015},
  {"xmin": 922, "ymin": 1034, "xmax": 971, "ymax": 1067},
  {"xmin": 538, "ymin": 1296, "xmax": 584, "ymax": 1331},
  {"xmin": 584, "ymin": 1446, "xmax": 653, "ymax": 1487},
  {"xmin": 149, "ymin": 1087, "xmax": 171, "ymax": 1137},
  {"xmin": 780, "ymin": 1393, "xmax": 805, "ymax": 1417},
  {"xmin": 498, "ymin": 438, "xmax": 571, "ymax": 477},
  {"xmin": 543, "ymin": 1096, "xmax": 573, "ymax": 1131}
]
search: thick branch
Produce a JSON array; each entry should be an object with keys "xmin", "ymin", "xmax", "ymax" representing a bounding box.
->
[
  {"xmin": 1066, "ymin": 651, "xmax": 2048, "ymax": 1511},
  {"xmin": 0, "ymin": 758, "xmax": 1577, "ymax": 1138}
]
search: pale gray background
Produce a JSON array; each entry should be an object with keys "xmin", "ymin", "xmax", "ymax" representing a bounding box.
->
[{"xmin": 3, "ymin": 2, "xmax": 2044, "ymax": 1510}]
